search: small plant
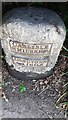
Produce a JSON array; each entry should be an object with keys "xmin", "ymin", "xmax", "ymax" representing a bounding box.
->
[{"xmin": 19, "ymin": 84, "xmax": 26, "ymax": 93}]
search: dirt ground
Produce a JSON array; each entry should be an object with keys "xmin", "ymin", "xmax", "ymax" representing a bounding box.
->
[{"xmin": 1, "ymin": 51, "xmax": 68, "ymax": 118}]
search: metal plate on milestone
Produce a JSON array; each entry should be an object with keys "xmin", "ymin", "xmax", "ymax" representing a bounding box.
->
[{"xmin": 9, "ymin": 40, "xmax": 52, "ymax": 67}]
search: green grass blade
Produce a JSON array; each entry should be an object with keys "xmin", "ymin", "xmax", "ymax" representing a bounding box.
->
[
  {"xmin": 56, "ymin": 92, "xmax": 68, "ymax": 104},
  {"xmin": 61, "ymin": 55, "xmax": 68, "ymax": 58},
  {"xmin": 63, "ymin": 82, "xmax": 68, "ymax": 87},
  {"xmin": 60, "ymin": 72, "xmax": 68, "ymax": 77},
  {"xmin": 63, "ymin": 46, "xmax": 68, "ymax": 52}
]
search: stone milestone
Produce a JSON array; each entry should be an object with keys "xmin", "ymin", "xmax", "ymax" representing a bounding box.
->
[{"xmin": 1, "ymin": 7, "xmax": 66, "ymax": 79}]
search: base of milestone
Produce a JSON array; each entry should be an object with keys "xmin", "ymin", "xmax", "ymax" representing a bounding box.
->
[{"xmin": 7, "ymin": 64, "xmax": 53, "ymax": 80}]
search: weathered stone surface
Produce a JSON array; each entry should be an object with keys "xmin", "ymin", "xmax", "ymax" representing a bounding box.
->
[{"xmin": 1, "ymin": 7, "xmax": 66, "ymax": 79}]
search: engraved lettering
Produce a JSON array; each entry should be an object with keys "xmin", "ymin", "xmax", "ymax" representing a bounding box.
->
[
  {"xmin": 10, "ymin": 40, "xmax": 52, "ymax": 66},
  {"xmin": 9, "ymin": 40, "xmax": 52, "ymax": 55},
  {"xmin": 12, "ymin": 56, "xmax": 47, "ymax": 67}
]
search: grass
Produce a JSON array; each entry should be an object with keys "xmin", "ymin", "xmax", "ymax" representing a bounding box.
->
[{"xmin": 56, "ymin": 46, "xmax": 68, "ymax": 118}]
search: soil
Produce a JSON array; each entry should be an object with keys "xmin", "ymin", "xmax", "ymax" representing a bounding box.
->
[{"xmin": 2, "ymin": 50, "xmax": 68, "ymax": 104}]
